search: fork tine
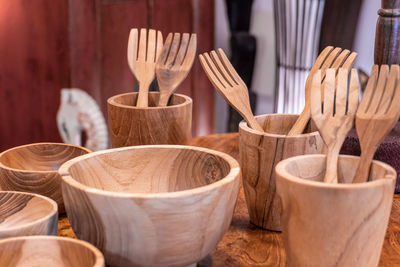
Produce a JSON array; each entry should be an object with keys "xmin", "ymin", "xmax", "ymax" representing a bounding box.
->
[
  {"xmin": 341, "ymin": 52, "xmax": 357, "ymax": 70},
  {"xmin": 155, "ymin": 30, "xmax": 163, "ymax": 62},
  {"xmin": 217, "ymin": 48, "xmax": 244, "ymax": 86},
  {"xmin": 174, "ymin": 33, "xmax": 190, "ymax": 65},
  {"xmin": 147, "ymin": 29, "xmax": 157, "ymax": 62},
  {"xmin": 320, "ymin": 47, "xmax": 342, "ymax": 79},
  {"xmin": 335, "ymin": 68, "xmax": 348, "ymax": 116},
  {"xmin": 358, "ymin": 65, "xmax": 379, "ymax": 115},
  {"xmin": 210, "ymin": 50, "xmax": 235, "ymax": 87},
  {"xmin": 127, "ymin": 28, "xmax": 138, "ymax": 72},
  {"xmin": 309, "ymin": 46, "xmax": 335, "ymax": 73},
  {"xmin": 368, "ymin": 65, "xmax": 389, "ymax": 114},
  {"xmin": 377, "ymin": 65, "xmax": 399, "ymax": 115},
  {"xmin": 165, "ymin": 33, "xmax": 180, "ymax": 66},
  {"xmin": 347, "ymin": 68, "xmax": 360, "ymax": 116},
  {"xmin": 181, "ymin": 34, "xmax": 197, "ymax": 69},
  {"xmin": 199, "ymin": 52, "xmax": 228, "ymax": 88},
  {"xmin": 158, "ymin": 33, "xmax": 172, "ymax": 65},
  {"xmin": 386, "ymin": 65, "xmax": 400, "ymax": 118},
  {"xmin": 330, "ymin": 49, "xmax": 350, "ymax": 71},
  {"xmin": 138, "ymin": 28, "xmax": 147, "ymax": 62},
  {"xmin": 311, "ymin": 70, "xmax": 322, "ymax": 117},
  {"xmin": 323, "ymin": 69, "xmax": 336, "ymax": 116}
]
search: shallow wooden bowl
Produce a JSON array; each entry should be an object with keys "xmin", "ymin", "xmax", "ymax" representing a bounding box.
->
[
  {"xmin": 0, "ymin": 236, "xmax": 104, "ymax": 267},
  {"xmin": 0, "ymin": 191, "xmax": 58, "ymax": 239},
  {"xmin": 0, "ymin": 143, "xmax": 91, "ymax": 213},
  {"xmin": 59, "ymin": 145, "xmax": 240, "ymax": 267}
]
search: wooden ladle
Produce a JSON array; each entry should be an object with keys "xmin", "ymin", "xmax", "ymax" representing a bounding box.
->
[{"xmin": 311, "ymin": 68, "xmax": 359, "ymax": 183}]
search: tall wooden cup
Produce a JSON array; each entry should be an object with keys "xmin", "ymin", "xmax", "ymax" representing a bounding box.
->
[
  {"xmin": 107, "ymin": 92, "xmax": 192, "ymax": 148},
  {"xmin": 239, "ymin": 114, "xmax": 324, "ymax": 231},
  {"xmin": 276, "ymin": 154, "xmax": 396, "ymax": 267}
]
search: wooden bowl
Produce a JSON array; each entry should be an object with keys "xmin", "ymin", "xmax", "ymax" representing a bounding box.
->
[
  {"xmin": 59, "ymin": 145, "xmax": 240, "ymax": 267},
  {"xmin": 0, "ymin": 236, "xmax": 104, "ymax": 267},
  {"xmin": 0, "ymin": 143, "xmax": 91, "ymax": 213},
  {"xmin": 107, "ymin": 92, "xmax": 192, "ymax": 147},
  {"xmin": 0, "ymin": 191, "xmax": 58, "ymax": 239}
]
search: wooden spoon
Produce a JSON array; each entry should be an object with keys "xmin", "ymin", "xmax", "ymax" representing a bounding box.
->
[
  {"xmin": 199, "ymin": 48, "xmax": 264, "ymax": 132},
  {"xmin": 353, "ymin": 65, "xmax": 400, "ymax": 183},
  {"xmin": 127, "ymin": 28, "xmax": 163, "ymax": 107},
  {"xmin": 311, "ymin": 68, "xmax": 359, "ymax": 183},
  {"xmin": 288, "ymin": 46, "xmax": 357, "ymax": 136},
  {"xmin": 156, "ymin": 33, "xmax": 197, "ymax": 106}
]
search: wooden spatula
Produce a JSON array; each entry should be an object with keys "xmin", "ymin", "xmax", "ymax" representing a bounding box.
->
[
  {"xmin": 311, "ymin": 68, "xmax": 359, "ymax": 183},
  {"xmin": 156, "ymin": 33, "xmax": 197, "ymax": 106},
  {"xmin": 127, "ymin": 28, "xmax": 163, "ymax": 107},
  {"xmin": 199, "ymin": 48, "xmax": 263, "ymax": 132},
  {"xmin": 288, "ymin": 47, "xmax": 357, "ymax": 136},
  {"xmin": 352, "ymin": 65, "xmax": 400, "ymax": 183}
]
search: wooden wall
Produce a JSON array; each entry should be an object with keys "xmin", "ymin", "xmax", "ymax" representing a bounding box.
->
[{"xmin": 0, "ymin": 0, "xmax": 214, "ymax": 151}]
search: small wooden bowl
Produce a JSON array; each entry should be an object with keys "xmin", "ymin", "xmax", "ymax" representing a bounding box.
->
[
  {"xmin": 107, "ymin": 92, "xmax": 192, "ymax": 147},
  {"xmin": 0, "ymin": 236, "xmax": 104, "ymax": 267},
  {"xmin": 0, "ymin": 143, "xmax": 91, "ymax": 213},
  {"xmin": 59, "ymin": 145, "xmax": 240, "ymax": 267},
  {"xmin": 0, "ymin": 191, "xmax": 58, "ymax": 239}
]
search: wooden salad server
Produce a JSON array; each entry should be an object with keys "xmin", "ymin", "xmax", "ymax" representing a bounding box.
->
[
  {"xmin": 156, "ymin": 33, "xmax": 197, "ymax": 106},
  {"xmin": 199, "ymin": 48, "xmax": 264, "ymax": 132},
  {"xmin": 288, "ymin": 46, "xmax": 357, "ymax": 136},
  {"xmin": 127, "ymin": 28, "xmax": 163, "ymax": 107},
  {"xmin": 311, "ymin": 68, "xmax": 359, "ymax": 183},
  {"xmin": 353, "ymin": 65, "xmax": 400, "ymax": 183}
]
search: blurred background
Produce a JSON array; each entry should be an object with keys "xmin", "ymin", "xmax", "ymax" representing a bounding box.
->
[{"xmin": 0, "ymin": 0, "xmax": 379, "ymax": 151}]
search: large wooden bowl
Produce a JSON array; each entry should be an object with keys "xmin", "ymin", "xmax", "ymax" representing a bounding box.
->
[
  {"xmin": 0, "ymin": 191, "xmax": 58, "ymax": 239},
  {"xmin": 0, "ymin": 236, "xmax": 104, "ymax": 267},
  {"xmin": 0, "ymin": 143, "xmax": 91, "ymax": 213},
  {"xmin": 59, "ymin": 145, "xmax": 240, "ymax": 267}
]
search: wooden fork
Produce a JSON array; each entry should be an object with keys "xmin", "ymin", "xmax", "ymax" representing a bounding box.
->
[
  {"xmin": 127, "ymin": 28, "xmax": 163, "ymax": 107},
  {"xmin": 156, "ymin": 33, "xmax": 197, "ymax": 106},
  {"xmin": 311, "ymin": 68, "xmax": 359, "ymax": 183},
  {"xmin": 288, "ymin": 46, "xmax": 357, "ymax": 136},
  {"xmin": 199, "ymin": 48, "xmax": 264, "ymax": 132},
  {"xmin": 353, "ymin": 65, "xmax": 400, "ymax": 183}
]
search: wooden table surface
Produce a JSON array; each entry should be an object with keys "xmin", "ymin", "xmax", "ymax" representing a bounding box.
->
[{"xmin": 57, "ymin": 133, "xmax": 400, "ymax": 266}]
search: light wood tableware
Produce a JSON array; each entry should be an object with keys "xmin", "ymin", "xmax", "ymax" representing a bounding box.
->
[
  {"xmin": 288, "ymin": 46, "xmax": 357, "ymax": 136},
  {"xmin": 0, "ymin": 191, "xmax": 58, "ymax": 239},
  {"xmin": 156, "ymin": 32, "xmax": 197, "ymax": 107},
  {"xmin": 353, "ymin": 65, "xmax": 400, "ymax": 183},
  {"xmin": 239, "ymin": 114, "xmax": 324, "ymax": 231},
  {"xmin": 0, "ymin": 143, "xmax": 90, "ymax": 213},
  {"xmin": 0, "ymin": 236, "xmax": 104, "ymax": 267},
  {"xmin": 59, "ymin": 145, "xmax": 240, "ymax": 267},
  {"xmin": 127, "ymin": 28, "xmax": 163, "ymax": 107},
  {"xmin": 107, "ymin": 92, "xmax": 192, "ymax": 147},
  {"xmin": 311, "ymin": 68, "xmax": 359, "ymax": 183},
  {"xmin": 199, "ymin": 48, "xmax": 264, "ymax": 132},
  {"xmin": 276, "ymin": 154, "xmax": 396, "ymax": 267}
]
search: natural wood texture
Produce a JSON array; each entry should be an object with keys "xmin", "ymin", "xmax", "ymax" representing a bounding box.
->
[
  {"xmin": 311, "ymin": 68, "xmax": 359, "ymax": 183},
  {"xmin": 199, "ymin": 48, "xmax": 263, "ymax": 132},
  {"xmin": 288, "ymin": 47, "xmax": 358, "ymax": 136},
  {"xmin": 57, "ymin": 133, "xmax": 400, "ymax": 266},
  {"xmin": 59, "ymin": 145, "xmax": 240, "ymax": 267},
  {"xmin": 276, "ymin": 154, "xmax": 396, "ymax": 267},
  {"xmin": 107, "ymin": 92, "xmax": 192, "ymax": 147},
  {"xmin": 0, "ymin": 236, "xmax": 104, "ymax": 267},
  {"xmin": 375, "ymin": 0, "xmax": 400, "ymax": 64},
  {"xmin": 0, "ymin": 143, "xmax": 90, "ymax": 213},
  {"xmin": 353, "ymin": 65, "xmax": 400, "ymax": 183},
  {"xmin": 156, "ymin": 33, "xmax": 197, "ymax": 107},
  {"xmin": 127, "ymin": 28, "xmax": 163, "ymax": 107},
  {"xmin": 239, "ymin": 114, "xmax": 324, "ymax": 231},
  {"xmin": 0, "ymin": 191, "xmax": 58, "ymax": 239}
]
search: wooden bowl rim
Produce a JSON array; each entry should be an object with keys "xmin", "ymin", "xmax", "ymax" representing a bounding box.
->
[
  {"xmin": 59, "ymin": 145, "xmax": 240, "ymax": 198},
  {"xmin": 0, "ymin": 191, "xmax": 58, "ymax": 233},
  {"xmin": 275, "ymin": 154, "xmax": 396, "ymax": 189},
  {"xmin": 0, "ymin": 235, "xmax": 105, "ymax": 267},
  {"xmin": 107, "ymin": 92, "xmax": 192, "ymax": 110},
  {"xmin": 0, "ymin": 142, "xmax": 91, "ymax": 174},
  {"xmin": 239, "ymin": 113, "xmax": 320, "ymax": 138}
]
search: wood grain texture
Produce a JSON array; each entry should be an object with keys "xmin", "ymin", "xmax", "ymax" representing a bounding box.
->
[
  {"xmin": 0, "ymin": 191, "xmax": 58, "ymax": 239},
  {"xmin": 0, "ymin": 143, "xmax": 90, "ymax": 213},
  {"xmin": 107, "ymin": 92, "xmax": 192, "ymax": 147},
  {"xmin": 0, "ymin": 236, "xmax": 104, "ymax": 267},
  {"xmin": 239, "ymin": 114, "xmax": 324, "ymax": 231},
  {"xmin": 276, "ymin": 154, "xmax": 396, "ymax": 267},
  {"xmin": 59, "ymin": 145, "xmax": 240, "ymax": 267}
]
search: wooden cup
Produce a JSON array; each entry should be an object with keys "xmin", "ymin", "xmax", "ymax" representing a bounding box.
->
[
  {"xmin": 59, "ymin": 145, "xmax": 240, "ymax": 267},
  {"xmin": 276, "ymin": 154, "xmax": 396, "ymax": 267},
  {"xmin": 0, "ymin": 143, "xmax": 91, "ymax": 213},
  {"xmin": 0, "ymin": 236, "xmax": 104, "ymax": 267},
  {"xmin": 107, "ymin": 92, "xmax": 192, "ymax": 147},
  {"xmin": 238, "ymin": 114, "xmax": 324, "ymax": 231},
  {"xmin": 0, "ymin": 191, "xmax": 58, "ymax": 239}
]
